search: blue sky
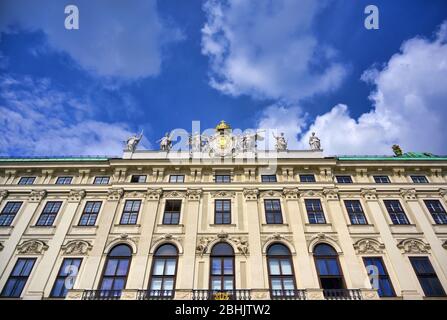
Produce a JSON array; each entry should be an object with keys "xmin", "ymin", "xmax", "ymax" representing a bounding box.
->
[{"xmin": 0, "ymin": 0, "xmax": 446, "ymax": 156}]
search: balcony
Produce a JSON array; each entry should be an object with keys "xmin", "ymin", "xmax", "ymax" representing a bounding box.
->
[
  {"xmin": 192, "ymin": 290, "xmax": 251, "ymax": 300},
  {"xmin": 270, "ymin": 289, "xmax": 307, "ymax": 300},
  {"xmin": 137, "ymin": 290, "xmax": 174, "ymax": 300},
  {"xmin": 323, "ymin": 289, "xmax": 362, "ymax": 300},
  {"xmin": 82, "ymin": 290, "xmax": 122, "ymax": 300}
]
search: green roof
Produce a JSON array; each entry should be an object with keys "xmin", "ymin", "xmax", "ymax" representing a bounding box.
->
[
  {"xmin": 0, "ymin": 156, "xmax": 112, "ymax": 162},
  {"xmin": 338, "ymin": 152, "xmax": 447, "ymax": 161}
]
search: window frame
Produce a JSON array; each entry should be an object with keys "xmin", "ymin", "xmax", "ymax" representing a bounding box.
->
[
  {"xmin": 55, "ymin": 176, "xmax": 73, "ymax": 185},
  {"xmin": 383, "ymin": 200, "xmax": 410, "ymax": 225},
  {"xmin": 299, "ymin": 174, "xmax": 316, "ymax": 183},
  {"xmin": 261, "ymin": 175, "xmax": 277, "ymax": 183},
  {"xmin": 423, "ymin": 200, "xmax": 447, "ymax": 225},
  {"xmin": 409, "ymin": 257, "xmax": 446, "ymax": 297},
  {"xmin": 266, "ymin": 244, "xmax": 297, "ymax": 296},
  {"xmin": 148, "ymin": 245, "xmax": 179, "ymax": 297},
  {"xmin": 305, "ymin": 199, "xmax": 326, "ymax": 224},
  {"xmin": 163, "ymin": 200, "xmax": 182, "ymax": 225},
  {"xmin": 0, "ymin": 258, "xmax": 36, "ymax": 298},
  {"xmin": 209, "ymin": 243, "xmax": 235, "ymax": 292},
  {"xmin": 98, "ymin": 245, "xmax": 132, "ymax": 293},
  {"xmin": 411, "ymin": 175, "xmax": 429, "ymax": 184},
  {"xmin": 93, "ymin": 176, "xmax": 110, "ymax": 185},
  {"xmin": 215, "ymin": 175, "xmax": 231, "ymax": 183},
  {"xmin": 335, "ymin": 175, "xmax": 353, "ymax": 184},
  {"xmin": 78, "ymin": 201, "xmax": 102, "ymax": 226},
  {"xmin": 344, "ymin": 200, "xmax": 368, "ymax": 225},
  {"xmin": 169, "ymin": 175, "xmax": 185, "ymax": 183},
  {"xmin": 264, "ymin": 199, "xmax": 283, "ymax": 225},
  {"xmin": 130, "ymin": 175, "xmax": 147, "ymax": 183},
  {"xmin": 36, "ymin": 201, "xmax": 62, "ymax": 226},
  {"xmin": 18, "ymin": 177, "xmax": 36, "ymax": 185},
  {"xmin": 373, "ymin": 175, "xmax": 391, "ymax": 184},
  {"xmin": 214, "ymin": 199, "xmax": 232, "ymax": 225},
  {"xmin": 313, "ymin": 244, "xmax": 346, "ymax": 290},
  {"xmin": 50, "ymin": 258, "xmax": 82, "ymax": 298},
  {"xmin": 0, "ymin": 201, "xmax": 22, "ymax": 227},
  {"xmin": 119, "ymin": 200, "xmax": 141, "ymax": 225},
  {"xmin": 363, "ymin": 257, "xmax": 396, "ymax": 297}
]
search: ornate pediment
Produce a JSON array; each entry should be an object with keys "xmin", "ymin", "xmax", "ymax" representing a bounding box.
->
[
  {"xmin": 29, "ymin": 190, "xmax": 47, "ymax": 202},
  {"xmin": 17, "ymin": 240, "xmax": 49, "ymax": 255},
  {"xmin": 61, "ymin": 240, "xmax": 92, "ymax": 255},
  {"xmin": 243, "ymin": 188, "xmax": 259, "ymax": 200},
  {"xmin": 124, "ymin": 190, "xmax": 145, "ymax": 198},
  {"xmin": 299, "ymin": 190, "xmax": 323, "ymax": 198},
  {"xmin": 107, "ymin": 188, "xmax": 124, "ymax": 201},
  {"xmin": 196, "ymin": 233, "xmax": 249, "ymax": 256},
  {"xmin": 105, "ymin": 233, "xmax": 138, "ymax": 253},
  {"xmin": 145, "ymin": 188, "xmax": 162, "ymax": 200},
  {"xmin": 397, "ymin": 238, "xmax": 430, "ymax": 254},
  {"xmin": 260, "ymin": 190, "xmax": 283, "ymax": 198},
  {"xmin": 162, "ymin": 191, "xmax": 186, "ymax": 199},
  {"xmin": 68, "ymin": 189, "xmax": 86, "ymax": 202},
  {"xmin": 210, "ymin": 191, "xmax": 236, "ymax": 198},
  {"xmin": 353, "ymin": 238, "xmax": 385, "ymax": 254}
]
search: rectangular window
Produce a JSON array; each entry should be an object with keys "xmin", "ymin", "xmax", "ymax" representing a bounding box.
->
[
  {"xmin": 300, "ymin": 174, "xmax": 316, "ymax": 183},
  {"xmin": 93, "ymin": 176, "xmax": 110, "ymax": 185},
  {"xmin": 0, "ymin": 202, "xmax": 22, "ymax": 226},
  {"xmin": 261, "ymin": 175, "xmax": 277, "ymax": 183},
  {"xmin": 215, "ymin": 200, "xmax": 231, "ymax": 224},
  {"xmin": 335, "ymin": 175, "xmax": 353, "ymax": 184},
  {"xmin": 374, "ymin": 175, "xmax": 390, "ymax": 184},
  {"xmin": 264, "ymin": 199, "xmax": 283, "ymax": 224},
  {"xmin": 50, "ymin": 258, "xmax": 82, "ymax": 298},
  {"xmin": 163, "ymin": 200, "xmax": 182, "ymax": 225},
  {"xmin": 384, "ymin": 200, "xmax": 409, "ymax": 225},
  {"xmin": 424, "ymin": 200, "xmax": 447, "ymax": 225},
  {"xmin": 1, "ymin": 258, "xmax": 36, "ymax": 298},
  {"xmin": 215, "ymin": 175, "xmax": 231, "ymax": 183},
  {"xmin": 411, "ymin": 175, "xmax": 429, "ymax": 184},
  {"xmin": 120, "ymin": 200, "xmax": 141, "ymax": 225},
  {"xmin": 36, "ymin": 201, "xmax": 62, "ymax": 226},
  {"xmin": 18, "ymin": 177, "xmax": 35, "ymax": 185},
  {"xmin": 55, "ymin": 176, "xmax": 73, "ymax": 185},
  {"xmin": 409, "ymin": 257, "xmax": 446, "ymax": 297},
  {"xmin": 363, "ymin": 257, "xmax": 395, "ymax": 297},
  {"xmin": 78, "ymin": 201, "xmax": 102, "ymax": 226},
  {"xmin": 130, "ymin": 175, "xmax": 147, "ymax": 183},
  {"xmin": 305, "ymin": 199, "xmax": 326, "ymax": 224},
  {"xmin": 344, "ymin": 200, "xmax": 367, "ymax": 225},
  {"xmin": 169, "ymin": 175, "xmax": 185, "ymax": 183}
]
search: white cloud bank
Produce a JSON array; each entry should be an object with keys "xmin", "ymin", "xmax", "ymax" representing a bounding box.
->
[
  {"xmin": 258, "ymin": 22, "xmax": 447, "ymax": 155},
  {"xmin": 0, "ymin": 74, "xmax": 145, "ymax": 156},
  {"xmin": 0, "ymin": 0, "xmax": 183, "ymax": 79},
  {"xmin": 201, "ymin": 0, "xmax": 346, "ymax": 101}
]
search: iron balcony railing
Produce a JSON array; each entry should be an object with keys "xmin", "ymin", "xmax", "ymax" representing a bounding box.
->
[
  {"xmin": 192, "ymin": 290, "xmax": 251, "ymax": 300},
  {"xmin": 82, "ymin": 290, "xmax": 122, "ymax": 300},
  {"xmin": 137, "ymin": 290, "xmax": 175, "ymax": 300},
  {"xmin": 323, "ymin": 289, "xmax": 362, "ymax": 300},
  {"xmin": 270, "ymin": 289, "xmax": 307, "ymax": 300}
]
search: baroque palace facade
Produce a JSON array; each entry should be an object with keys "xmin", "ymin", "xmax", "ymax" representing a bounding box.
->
[{"xmin": 0, "ymin": 122, "xmax": 447, "ymax": 301}]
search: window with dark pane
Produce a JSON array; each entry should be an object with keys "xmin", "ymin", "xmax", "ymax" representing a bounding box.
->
[
  {"xmin": 79, "ymin": 201, "xmax": 102, "ymax": 226},
  {"xmin": 148, "ymin": 244, "xmax": 178, "ymax": 297},
  {"xmin": 264, "ymin": 199, "xmax": 283, "ymax": 224},
  {"xmin": 36, "ymin": 201, "xmax": 62, "ymax": 226},
  {"xmin": 99, "ymin": 245, "xmax": 132, "ymax": 297},
  {"xmin": 169, "ymin": 175, "xmax": 185, "ymax": 183},
  {"xmin": 373, "ymin": 176, "xmax": 390, "ymax": 184},
  {"xmin": 0, "ymin": 201, "xmax": 22, "ymax": 226},
  {"xmin": 215, "ymin": 200, "xmax": 231, "ymax": 224},
  {"xmin": 210, "ymin": 243, "xmax": 235, "ymax": 292},
  {"xmin": 130, "ymin": 175, "xmax": 146, "ymax": 183},
  {"xmin": 305, "ymin": 199, "xmax": 326, "ymax": 224},
  {"xmin": 300, "ymin": 174, "xmax": 316, "ymax": 183},
  {"xmin": 163, "ymin": 200, "xmax": 182, "ymax": 225},
  {"xmin": 55, "ymin": 176, "xmax": 73, "ymax": 185},
  {"xmin": 344, "ymin": 200, "xmax": 367, "ymax": 225},
  {"xmin": 411, "ymin": 175, "xmax": 429, "ymax": 184},
  {"xmin": 261, "ymin": 175, "xmax": 277, "ymax": 183},
  {"xmin": 363, "ymin": 257, "xmax": 395, "ymax": 297},
  {"xmin": 18, "ymin": 177, "xmax": 35, "ymax": 185},
  {"xmin": 267, "ymin": 244, "xmax": 297, "ymax": 297},
  {"xmin": 50, "ymin": 258, "xmax": 82, "ymax": 298},
  {"xmin": 384, "ymin": 200, "xmax": 409, "ymax": 225},
  {"xmin": 120, "ymin": 200, "xmax": 141, "ymax": 225},
  {"xmin": 409, "ymin": 257, "xmax": 446, "ymax": 297},
  {"xmin": 0, "ymin": 258, "xmax": 36, "ymax": 298},
  {"xmin": 314, "ymin": 244, "xmax": 345, "ymax": 290},
  {"xmin": 424, "ymin": 200, "xmax": 447, "ymax": 225},
  {"xmin": 93, "ymin": 176, "xmax": 110, "ymax": 184},
  {"xmin": 335, "ymin": 175, "xmax": 353, "ymax": 184},
  {"xmin": 215, "ymin": 175, "xmax": 231, "ymax": 183}
]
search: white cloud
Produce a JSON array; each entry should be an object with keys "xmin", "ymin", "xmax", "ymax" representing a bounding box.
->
[
  {"xmin": 0, "ymin": 0, "xmax": 183, "ymax": 79},
  {"xmin": 0, "ymin": 74, "xmax": 148, "ymax": 156},
  {"xmin": 257, "ymin": 21, "xmax": 447, "ymax": 155},
  {"xmin": 201, "ymin": 0, "xmax": 346, "ymax": 101}
]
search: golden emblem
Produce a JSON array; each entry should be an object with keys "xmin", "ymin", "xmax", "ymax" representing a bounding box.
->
[{"xmin": 213, "ymin": 292, "xmax": 230, "ymax": 300}]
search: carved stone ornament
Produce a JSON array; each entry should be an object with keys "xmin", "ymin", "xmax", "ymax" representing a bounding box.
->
[
  {"xmin": 187, "ymin": 188, "xmax": 202, "ymax": 201},
  {"xmin": 260, "ymin": 190, "xmax": 283, "ymax": 198},
  {"xmin": 243, "ymin": 188, "xmax": 259, "ymax": 200},
  {"xmin": 262, "ymin": 233, "xmax": 294, "ymax": 248},
  {"xmin": 439, "ymin": 188, "xmax": 447, "ymax": 199},
  {"xmin": 400, "ymin": 188, "xmax": 417, "ymax": 201},
  {"xmin": 211, "ymin": 191, "xmax": 236, "ymax": 198},
  {"xmin": 196, "ymin": 233, "xmax": 249, "ymax": 256},
  {"xmin": 105, "ymin": 233, "xmax": 138, "ymax": 252},
  {"xmin": 17, "ymin": 240, "xmax": 49, "ymax": 255},
  {"xmin": 145, "ymin": 188, "xmax": 162, "ymax": 200},
  {"xmin": 152, "ymin": 233, "xmax": 182, "ymax": 247},
  {"xmin": 323, "ymin": 188, "xmax": 339, "ymax": 200},
  {"xmin": 196, "ymin": 236, "xmax": 215, "ymax": 256},
  {"xmin": 107, "ymin": 188, "xmax": 124, "ymax": 201},
  {"xmin": 28, "ymin": 190, "xmax": 47, "ymax": 202},
  {"xmin": 397, "ymin": 238, "xmax": 430, "ymax": 254},
  {"xmin": 282, "ymin": 188, "xmax": 299, "ymax": 200},
  {"xmin": 68, "ymin": 189, "xmax": 86, "ymax": 202},
  {"xmin": 61, "ymin": 240, "xmax": 92, "ymax": 255},
  {"xmin": 162, "ymin": 191, "xmax": 186, "ymax": 199},
  {"xmin": 360, "ymin": 188, "xmax": 378, "ymax": 201},
  {"xmin": 353, "ymin": 238, "xmax": 385, "ymax": 254},
  {"xmin": 0, "ymin": 190, "xmax": 8, "ymax": 200},
  {"xmin": 299, "ymin": 190, "xmax": 323, "ymax": 198},
  {"xmin": 125, "ymin": 191, "xmax": 145, "ymax": 199}
]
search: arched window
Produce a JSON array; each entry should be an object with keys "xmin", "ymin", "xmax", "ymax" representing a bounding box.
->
[
  {"xmin": 313, "ymin": 244, "xmax": 345, "ymax": 290},
  {"xmin": 148, "ymin": 244, "xmax": 178, "ymax": 298},
  {"xmin": 99, "ymin": 244, "xmax": 132, "ymax": 298},
  {"xmin": 267, "ymin": 244, "xmax": 297, "ymax": 297},
  {"xmin": 210, "ymin": 243, "xmax": 234, "ymax": 292}
]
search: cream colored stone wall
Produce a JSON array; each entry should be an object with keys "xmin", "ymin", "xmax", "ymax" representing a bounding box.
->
[{"xmin": 0, "ymin": 156, "xmax": 446, "ymax": 300}]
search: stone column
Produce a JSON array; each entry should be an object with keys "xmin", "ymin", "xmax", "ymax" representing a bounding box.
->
[
  {"xmin": 0, "ymin": 190, "xmax": 46, "ymax": 280},
  {"xmin": 176, "ymin": 189, "xmax": 202, "ymax": 293},
  {"xmin": 126, "ymin": 189, "xmax": 162, "ymax": 290},
  {"xmin": 76, "ymin": 188, "xmax": 124, "ymax": 290},
  {"xmin": 361, "ymin": 188, "xmax": 422, "ymax": 299},
  {"xmin": 282, "ymin": 188, "xmax": 318, "ymax": 288},
  {"xmin": 24, "ymin": 190, "xmax": 86, "ymax": 299},
  {"xmin": 242, "ymin": 188, "xmax": 265, "ymax": 291}
]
